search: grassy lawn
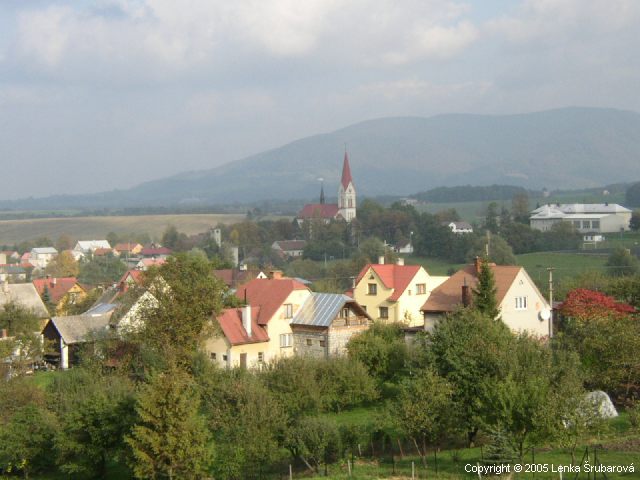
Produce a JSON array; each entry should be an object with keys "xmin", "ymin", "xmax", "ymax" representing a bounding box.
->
[
  {"xmin": 515, "ymin": 252, "xmax": 609, "ymax": 288},
  {"xmin": 405, "ymin": 256, "xmax": 464, "ymax": 276}
]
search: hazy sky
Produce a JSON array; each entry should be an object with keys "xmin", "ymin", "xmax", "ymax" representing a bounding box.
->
[{"xmin": 1, "ymin": 0, "xmax": 639, "ymax": 200}]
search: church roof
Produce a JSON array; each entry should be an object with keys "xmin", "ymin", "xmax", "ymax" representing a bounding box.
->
[
  {"xmin": 341, "ymin": 152, "xmax": 353, "ymax": 189},
  {"xmin": 298, "ymin": 203, "xmax": 339, "ymax": 219}
]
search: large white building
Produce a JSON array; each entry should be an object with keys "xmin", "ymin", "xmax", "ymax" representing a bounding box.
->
[{"xmin": 529, "ymin": 203, "xmax": 632, "ymax": 233}]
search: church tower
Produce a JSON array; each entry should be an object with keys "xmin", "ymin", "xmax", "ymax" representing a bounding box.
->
[{"xmin": 338, "ymin": 151, "xmax": 356, "ymax": 221}]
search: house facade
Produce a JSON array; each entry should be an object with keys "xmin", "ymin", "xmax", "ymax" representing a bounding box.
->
[
  {"xmin": 30, "ymin": 247, "xmax": 58, "ymax": 270},
  {"xmin": 421, "ymin": 258, "xmax": 551, "ymax": 337},
  {"xmin": 530, "ymin": 204, "xmax": 632, "ymax": 233},
  {"xmin": 72, "ymin": 240, "xmax": 112, "ymax": 260},
  {"xmin": 352, "ymin": 258, "xmax": 448, "ymax": 327},
  {"xmin": 272, "ymin": 240, "xmax": 306, "ymax": 258},
  {"xmin": 33, "ymin": 277, "xmax": 87, "ymax": 315}
]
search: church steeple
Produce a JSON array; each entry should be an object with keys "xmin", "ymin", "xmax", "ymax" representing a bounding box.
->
[
  {"xmin": 319, "ymin": 180, "xmax": 325, "ymax": 204},
  {"xmin": 338, "ymin": 150, "xmax": 356, "ymax": 221}
]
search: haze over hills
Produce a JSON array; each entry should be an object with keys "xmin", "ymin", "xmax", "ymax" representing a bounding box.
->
[{"xmin": 3, "ymin": 107, "xmax": 640, "ymax": 210}]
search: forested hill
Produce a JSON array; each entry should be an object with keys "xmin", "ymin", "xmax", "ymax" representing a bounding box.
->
[{"xmin": 2, "ymin": 107, "xmax": 640, "ymax": 209}]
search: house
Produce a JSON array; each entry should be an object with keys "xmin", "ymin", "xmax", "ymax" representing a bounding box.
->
[
  {"xmin": 42, "ymin": 311, "xmax": 112, "ymax": 369},
  {"xmin": 205, "ymin": 274, "xmax": 310, "ymax": 368},
  {"xmin": 1, "ymin": 251, "xmax": 20, "ymax": 263},
  {"xmin": 33, "ymin": 277, "xmax": 87, "ymax": 315},
  {"xmin": 72, "ymin": 240, "xmax": 112, "ymax": 260},
  {"xmin": 139, "ymin": 246, "xmax": 172, "ymax": 259},
  {"xmin": 272, "ymin": 240, "xmax": 306, "ymax": 258},
  {"xmin": 0, "ymin": 264, "xmax": 31, "ymax": 283},
  {"xmin": 30, "ymin": 247, "xmax": 58, "ymax": 270},
  {"xmin": 135, "ymin": 258, "xmax": 166, "ymax": 271},
  {"xmin": 420, "ymin": 257, "xmax": 551, "ymax": 337},
  {"xmin": 93, "ymin": 247, "xmax": 117, "ymax": 257},
  {"xmin": 0, "ymin": 282, "xmax": 50, "ymax": 320},
  {"xmin": 529, "ymin": 204, "xmax": 632, "ymax": 233},
  {"xmin": 297, "ymin": 152, "xmax": 357, "ymax": 224},
  {"xmin": 352, "ymin": 257, "xmax": 448, "ymax": 327},
  {"xmin": 117, "ymin": 269, "xmax": 145, "ymax": 293},
  {"xmin": 445, "ymin": 221, "xmax": 474, "ymax": 234},
  {"xmin": 393, "ymin": 242, "xmax": 414, "ymax": 254},
  {"xmin": 114, "ymin": 243, "xmax": 143, "ymax": 256},
  {"xmin": 290, "ymin": 293, "xmax": 371, "ymax": 358},
  {"xmin": 213, "ymin": 268, "xmax": 267, "ymax": 290}
]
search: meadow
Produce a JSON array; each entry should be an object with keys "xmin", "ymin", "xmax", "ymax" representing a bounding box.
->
[{"xmin": 0, "ymin": 213, "xmax": 247, "ymax": 244}]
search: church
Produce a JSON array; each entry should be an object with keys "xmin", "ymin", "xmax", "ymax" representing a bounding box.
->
[{"xmin": 297, "ymin": 152, "xmax": 356, "ymax": 224}]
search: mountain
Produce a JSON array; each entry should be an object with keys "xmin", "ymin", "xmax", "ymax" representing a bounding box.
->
[{"xmin": 3, "ymin": 107, "xmax": 640, "ymax": 209}]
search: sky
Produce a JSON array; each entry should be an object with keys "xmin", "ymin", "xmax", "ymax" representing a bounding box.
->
[{"xmin": 0, "ymin": 0, "xmax": 639, "ymax": 200}]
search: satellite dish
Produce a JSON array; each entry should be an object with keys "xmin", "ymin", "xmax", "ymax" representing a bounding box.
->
[{"xmin": 539, "ymin": 309, "xmax": 551, "ymax": 321}]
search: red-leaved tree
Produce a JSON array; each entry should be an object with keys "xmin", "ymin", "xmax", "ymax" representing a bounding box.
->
[{"xmin": 560, "ymin": 288, "xmax": 636, "ymax": 321}]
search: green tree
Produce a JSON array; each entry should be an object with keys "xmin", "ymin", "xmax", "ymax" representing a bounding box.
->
[
  {"xmin": 78, "ymin": 253, "xmax": 127, "ymax": 285},
  {"xmin": 0, "ymin": 302, "xmax": 43, "ymax": 374},
  {"xmin": 485, "ymin": 202, "xmax": 499, "ymax": 233},
  {"xmin": 630, "ymin": 210, "xmax": 640, "ymax": 231},
  {"xmin": 0, "ymin": 404, "xmax": 57, "ymax": 478},
  {"xmin": 511, "ymin": 192, "xmax": 530, "ymax": 224},
  {"xmin": 428, "ymin": 309, "xmax": 512, "ymax": 446},
  {"xmin": 467, "ymin": 233, "xmax": 516, "ymax": 265},
  {"xmin": 45, "ymin": 250, "xmax": 79, "ymax": 277},
  {"xmin": 472, "ymin": 259, "xmax": 500, "ymax": 318},
  {"xmin": 346, "ymin": 321, "xmax": 409, "ymax": 383},
  {"xmin": 284, "ymin": 416, "xmax": 341, "ymax": 473},
  {"xmin": 126, "ymin": 367, "xmax": 213, "ymax": 480},
  {"xmin": 625, "ymin": 181, "xmax": 640, "ymax": 207},
  {"xmin": 606, "ymin": 247, "xmax": 640, "ymax": 277},
  {"xmin": 393, "ymin": 369, "xmax": 454, "ymax": 464}
]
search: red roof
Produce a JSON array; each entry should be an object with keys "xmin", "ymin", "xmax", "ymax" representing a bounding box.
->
[
  {"xmin": 33, "ymin": 277, "xmax": 83, "ymax": 303},
  {"xmin": 341, "ymin": 151, "xmax": 354, "ymax": 189},
  {"xmin": 140, "ymin": 247, "xmax": 172, "ymax": 256},
  {"xmin": 235, "ymin": 278, "xmax": 308, "ymax": 324},
  {"xmin": 213, "ymin": 269, "xmax": 256, "ymax": 288},
  {"xmin": 356, "ymin": 263, "xmax": 422, "ymax": 301},
  {"xmin": 93, "ymin": 247, "xmax": 113, "ymax": 256},
  {"xmin": 114, "ymin": 243, "xmax": 141, "ymax": 252},
  {"xmin": 216, "ymin": 306, "xmax": 269, "ymax": 345},
  {"xmin": 118, "ymin": 269, "xmax": 144, "ymax": 286},
  {"xmin": 298, "ymin": 203, "xmax": 339, "ymax": 219}
]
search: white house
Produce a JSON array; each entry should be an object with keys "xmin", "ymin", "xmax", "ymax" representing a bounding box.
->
[
  {"xmin": 530, "ymin": 204, "xmax": 632, "ymax": 233},
  {"xmin": 73, "ymin": 240, "xmax": 112, "ymax": 260},
  {"xmin": 446, "ymin": 221, "xmax": 474, "ymax": 234},
  {"xmin": 30, "ymin": 247, "xmax": 58, "ymax": 270}
]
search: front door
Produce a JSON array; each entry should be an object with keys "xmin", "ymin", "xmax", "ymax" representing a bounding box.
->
[{"xmin": 240, "ymin": 353, "xmax": 247, "ymax": 369}]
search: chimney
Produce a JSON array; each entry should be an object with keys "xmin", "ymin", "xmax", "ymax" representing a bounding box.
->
[
  {"xmin": 351, "ymin": 276, "xmax": 356, "ymax": 289},
  {"xmin": 52, "ymin": 277, "xmax": 57, "ymax": 287},
  {"xmin": 461, "ymin": 277, "xmax": 471, "ymax": 307},
  {"xmin": 474, "ymin": 256, "xmax": 482, "ymax": 273},
  {"xmin": 396, "ymin": 258, "xmax": 405, "ymax": 266},
  {"xmin": 270, "ymin": 270, "xmax": 283, "ymax": 280},
  {"xmin": 242, "ymin": 304, "xmax": 252, "ymax": 337},
  {"xmin": 378, "ymin": 256, "xmax": 385, "ymax": 265}
]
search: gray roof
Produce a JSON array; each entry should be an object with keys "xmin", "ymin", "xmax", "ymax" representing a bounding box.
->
[
  {"xmin": 31, "ymin": 247, "xmax": 58, "ymax": 255},
  {"xmin": 85, "ymin": 302, "xmax": 117, "ymax": 315},
  {"xmin": 49, "ymin": 313, "xmax": 112, "ymax": 344},
  {"xmin": 0, "ymin": 283, "xmax": 49, "ymax": 318},
  {"xmin": 531, "ymin": 203, "xmax": 631, "ymax": 215},
  {"xmin": 292, "ymin": 292, "xmax": 369, "ymax": 327}
]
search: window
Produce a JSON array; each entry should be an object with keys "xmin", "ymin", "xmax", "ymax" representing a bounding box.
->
[
  {"xmin": 222, "ymin": 354, "xmax": 228, "ymax": 362},
  {"xmin": 306, "ymin": 339, "xmax": 312, "ymax": 346},
  {"xmin": 210, "ymin": 352, "xmax": 217, "ymax": 360},
  {"xmin": 592, "ymin": 220, "xmax": 600, "ymax": 229},
  {"xmin": 582, "ymin": 220, "xmax": 591, "ymax": 229},
  {"xmin": 280, "ymin": 333, "xmax": 292, "ymax": 348},
  {"xmin": 258, "ymin": 352, "xmax": 264, "ymax": 363},
  {"xmin": 515, "ymin": 296, "xmax": 528, "ymax": 310},
  {"xmin": 368, "ymin": 283, "xmax": 377, "ymax": 295},
  {"xmin": 284, "ymin": 304, "xmax": 293, "ymax": 319},
  {"xmin": 379, "ymin": 306, "xmax": 389, "ymax": 319},
  {"xmin": 573, "ymin": 220, "xmax": 581, "ymax": 228},
  {"xmin": 320, "ymin": 340, "xmax": 326, "ymax": 348},
  {"xmin": 416, "ymin": 283, "xmax": 426, "ymax": 295}
]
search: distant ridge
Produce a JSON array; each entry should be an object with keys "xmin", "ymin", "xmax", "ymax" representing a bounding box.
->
[{"xmin": 2, "ymin": 107, "xmax": 639, "ymax": 209}]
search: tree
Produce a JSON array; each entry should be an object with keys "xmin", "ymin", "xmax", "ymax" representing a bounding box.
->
[
  {"xmin": 427, "ymin": 309, "xmax": 512, "ymax": 446},
  {"xmin": 511, "ymin": 193, "xmax": 530, "ymax": 224},
  {"xmin": 284, "ymin": 416, "xmax": 341, "ymax": 473},
  {"xmin": 485, "ymin": 202, "xmax": 499, "ymax": 233},
  {"xmin": 393, "ymin": 369, "xmax": 454, "ymax": 464},
  {"xmin": 45, "ymin": 250, "xmax": 79, "ymax": 277},
  {"xmin": 55, "ymin": 234, "xmax": 74, "ymax": 252},
  {"xmin": 78, "ymin": 254, "xmax": 127, "ymax": 285},
  {"xmin": 630, "ymin": 210, "xmax": 640, "ymax": 231},
  {"xmin": 472, "ymin": 259, "xmax": 500, "ymax": 318},
  {"xmin": 0, "ymin": 404, "xmax": 57, "ymax": 478},
  {"xmin": 0, "ymin": 302, "xmax": 43, "ymax": 374},
  {"xmin": 346, "ymin": 321, "xmax": 409, "ymax": 382},
  {"xmin": 467, "ymin": 234, "xmax": 516, "ymax": 265},
  {"xmin": 126, "ymin": 367, "xmax": 213, "ymax": 479},
  {"xmin": 606, "ymin": 247, "xmax": 640, "ymax": 277}
]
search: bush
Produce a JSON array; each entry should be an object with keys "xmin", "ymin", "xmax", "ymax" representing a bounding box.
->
[{"xmin": 628, "ymin": 402, "xmax": 640, "ymax": 431}]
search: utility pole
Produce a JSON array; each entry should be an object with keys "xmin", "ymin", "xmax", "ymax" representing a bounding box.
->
[{"xmin": 547, "ymin": 267, "xmax": 554, "ymax": 338}]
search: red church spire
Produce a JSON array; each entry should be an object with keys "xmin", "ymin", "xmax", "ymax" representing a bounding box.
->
[{"xmin": 341, "ymin": 151, "xmax": 353, "ymax": 189}]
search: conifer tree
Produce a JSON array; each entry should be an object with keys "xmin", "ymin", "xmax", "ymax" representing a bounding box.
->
[
  {"xmin": 126, "ymin": 367, "xmax": 213, "ymax": 479},
  {"xmin": 472, "ymin": 258, "xmax": 500, "ymax": 319},
  {"xmin": 483, "ymin": 425, "xmax": 516, "ymax": 469}
]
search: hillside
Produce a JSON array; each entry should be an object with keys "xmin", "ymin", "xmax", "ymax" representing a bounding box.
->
[{"xmin": 2, "ymin": 107, "xmax": 639, "ymax": 209}]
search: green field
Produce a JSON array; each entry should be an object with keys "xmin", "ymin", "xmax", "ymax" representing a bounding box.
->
[{"xmin": 0, "ymin": 213, "xmax": 247, "ymax": 244}]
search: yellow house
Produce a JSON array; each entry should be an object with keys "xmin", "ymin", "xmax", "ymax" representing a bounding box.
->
[
  {"xmin": 352, "ymin": 258, "xmax": 448, "ymax": 327},
  {"xmin": 421, "ymin": 258, "xmax": 551, "ymax": 337},
  {"xmin": 33, "ymin": 277, "xmax": 87, "ymax": 315},
  {"xmin": 204, "ymin": 275, "xmax": 311, "ymax": 369}
]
